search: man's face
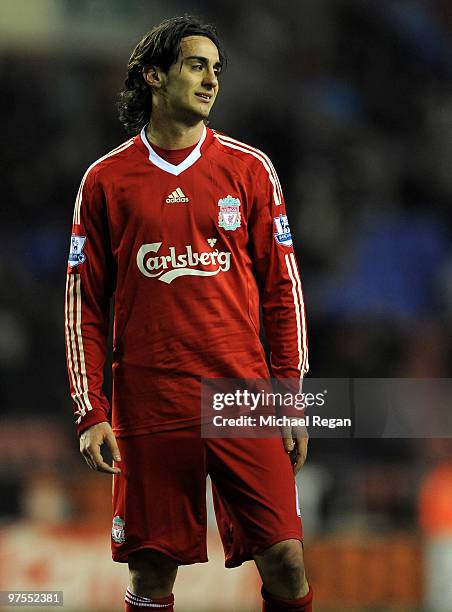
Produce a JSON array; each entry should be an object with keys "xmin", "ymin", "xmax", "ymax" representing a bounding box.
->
[{"xmin": 153, "ymin": 36, "xmax": 221, "ymax": 124}]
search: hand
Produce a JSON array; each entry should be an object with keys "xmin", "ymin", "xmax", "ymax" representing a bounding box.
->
[
  {"xmin": 79, "ymin": 422, "xmax": 121, "ymax": 474},
  {"xmin": 282, "ymin": 425, "xmax": 309, "ymax": 475}
]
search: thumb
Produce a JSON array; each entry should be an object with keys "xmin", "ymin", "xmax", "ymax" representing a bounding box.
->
[
  {"xmin": 106, "ymin": 431, "xmax": 121, "ymax": 462},
  {"xmin": 281, "ymin": 427, "xmax": 294, "ymax": 453},
  {"xmin": 283, "ymin": 438, "xmax": 295, "ymax": 453}
]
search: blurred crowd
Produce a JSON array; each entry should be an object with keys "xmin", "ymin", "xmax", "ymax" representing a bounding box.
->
[{"xmin": 1, "ymin": 0, "xmax": 452, "ymax": 540}]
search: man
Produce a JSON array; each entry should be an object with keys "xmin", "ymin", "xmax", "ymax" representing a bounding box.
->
[{"xmin": 65, "ymin": 15, "xmax": 312, "ymax": 612}]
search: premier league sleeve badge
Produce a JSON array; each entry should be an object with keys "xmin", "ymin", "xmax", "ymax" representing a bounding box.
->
[
  {"xmin": 274, "ymin": 214, "xmax": 293, "ymax": 247},
  {"xmin": 68, "ymin": 234, "xmax": 87, "ymax": 267}
]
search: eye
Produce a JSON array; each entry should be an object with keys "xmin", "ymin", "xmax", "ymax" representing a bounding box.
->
[{"xmin": 192, "ymin": 64, "xmax": 203, "ymax": 70}]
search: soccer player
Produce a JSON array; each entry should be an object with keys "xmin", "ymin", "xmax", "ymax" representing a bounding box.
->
[{"xmin": 65, "ymin": 16, "xmax": 312, "ymax": 612}]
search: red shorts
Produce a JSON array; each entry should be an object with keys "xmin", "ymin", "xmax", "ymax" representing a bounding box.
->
[{"xmin": 111, "ymin": 428, "xmax": 303, "ymax": 568}]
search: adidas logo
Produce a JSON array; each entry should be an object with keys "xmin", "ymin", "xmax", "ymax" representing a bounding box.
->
[{"xmin": 166, "ymin": 188, "xmax": 189, "ymax": 203}]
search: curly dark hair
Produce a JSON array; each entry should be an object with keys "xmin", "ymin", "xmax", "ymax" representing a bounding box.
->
[{"xmin": 117, "ymin": 15, "xmax": 225, "ymax": 135}]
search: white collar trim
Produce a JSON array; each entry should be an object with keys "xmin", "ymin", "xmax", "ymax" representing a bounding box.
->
[{"xmin": 140, "ymin": 125, "xmax": 207, "ymax": 176}]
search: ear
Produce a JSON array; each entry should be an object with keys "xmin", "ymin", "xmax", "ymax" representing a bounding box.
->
[{"xmin": 143, "ymin": 65, "xmax": 163, "ymax": 89}]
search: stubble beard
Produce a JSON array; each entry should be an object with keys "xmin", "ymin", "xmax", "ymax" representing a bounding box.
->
[{"xmin": 177, "ymin": 100, "xmax": 213, "ymax": 126}]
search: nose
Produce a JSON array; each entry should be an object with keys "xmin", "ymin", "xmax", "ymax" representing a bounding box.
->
[{"xmin": 203, "ymin": 67, "xmax": 218, "ymax": 89}]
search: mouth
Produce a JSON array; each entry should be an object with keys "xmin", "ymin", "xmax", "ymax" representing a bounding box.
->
[{"xmin": 195, "ymin": 92, "xmax": 212, "ymax": 103}]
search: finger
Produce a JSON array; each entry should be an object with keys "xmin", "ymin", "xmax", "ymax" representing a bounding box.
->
[
  {"xmin": 293, "ymin": 445, "xmax": 307, "ymax": 473},
  {"xmin": 105, "ymin": 430, "xmax": 122, "ymax": 465},
  {"xmin": 297, "ymin": 435, "xmax": 309, "ymax": 452},
  {"xmin": 283, "ymin": 438, "xmax": 295, "ymax": 453},
  {"xmin": 293, "ymin": 452, "xmax": 305, "ymax": 474},
  {"xmin": 90, "ymin": 445, "xmax": 120, "ymax": 474},
  {"xmin": 293, "ymin": 439, "xmax": 308, "ymax": 474},
  {"xmin": 283, "ymin": 438, "xmax": 295, "ymax": 454},
  {"xmin": 80, "ymin": 436, "xmax": 95, "ymax": 468},
  {"xmin": 280, "ymin": 426, "xmax": 294, "ymax": 453},
  {"xmin": 81, "ymin": 448, "xmax": 96, "ymax": 471}
]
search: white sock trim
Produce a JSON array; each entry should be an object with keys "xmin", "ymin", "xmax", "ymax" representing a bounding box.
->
[{"xmin": 125, "ymin": 588, "xmax": 173, "ymax": 608}]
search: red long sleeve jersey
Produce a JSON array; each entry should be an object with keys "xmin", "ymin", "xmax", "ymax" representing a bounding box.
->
[{"xmin": 65, "ymin": 126, "xmax": 308, "ymax": 437}]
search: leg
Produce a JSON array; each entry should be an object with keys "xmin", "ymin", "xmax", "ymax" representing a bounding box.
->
[
  {"xmin": 208, "ymin": 437, "xmax": 313, "ymax": 609},
  {"xmin": 254, "ymin": 539, "xmax": 308, "ymax": 599},
  {"xmin": 128, "ymin": 549, "xmax": 178, "ymax": 598},
  {"xmin": 112, "ymin": 430, "xmax": 208, "ymax": 610}
]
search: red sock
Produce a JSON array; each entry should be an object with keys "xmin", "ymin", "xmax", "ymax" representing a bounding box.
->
[
  {"xmin": 262, "ymin": 585, "xmax": 313, "ymax": 611},
  {"xmin": 125, "ymin": 588, "xmax": 174, "ymax": 611}
]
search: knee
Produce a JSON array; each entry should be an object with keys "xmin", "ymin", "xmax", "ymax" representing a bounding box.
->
[
  {"xmin": 255, "ymin": 540, "xmax": 308, "ymax": 599},
  {"xmin": 258, "ymin": 540, "xmax": 306, "ymax": 584},
  {"xmin": 128, "ymin": 549, "xmax": 177, "ymax": 596},
  {"xmin": 273, "ymin": 542, "xmax": 305, "ymax": 576}
]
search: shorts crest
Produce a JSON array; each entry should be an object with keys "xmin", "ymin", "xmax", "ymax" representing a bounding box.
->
[{"xmin": 111, "ymin": 515, "xmax": 125, "ymax": 544}]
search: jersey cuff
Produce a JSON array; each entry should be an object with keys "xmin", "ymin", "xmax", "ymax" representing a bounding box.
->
[{"xmin": 76, "ymin": 412, "xmax": 110, "ymax": 436}]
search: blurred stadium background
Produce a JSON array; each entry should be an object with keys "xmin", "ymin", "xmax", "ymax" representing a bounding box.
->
[{"xmin": 1, "ymin": 0, "xmax": 452, "ymax": 610}]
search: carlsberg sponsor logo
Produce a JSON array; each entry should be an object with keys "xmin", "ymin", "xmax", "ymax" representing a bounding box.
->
[{"xmin": 137, "ymin": 242, "xmax": 231, "ymax": 284}]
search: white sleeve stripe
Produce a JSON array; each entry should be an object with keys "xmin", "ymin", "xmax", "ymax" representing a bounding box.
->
[
  {"xmin": 74, "ymin": 275, "xmax": 94, "ymax": 413},
  {"xmin": 213, "ymin": 133, "xmax": 282, "ymax": 206},
  {"xmin": 65, "ymin": 275, "xmax": 86, "ymax": 418},
  {"xmin": 289, "ymin": 252, "xmax": 309, "ymax": 373},
  {"xmin": 65, "ymin": 274, "xmax": 94, "ymax": 423},
  {"xmin": 74, "ymin": 180, "xmax": 84, "ymax": 226},
  {"xmin": 68, "ymin": 275, "xmax": 85, "ymax": 414},
  {"xmin": 267, "ymin": 156, "xmax": 283, "ymax": 204},
  {"xmin": 285, "ymin": 254, "xmax": 303, "ymax": 374},
  {"xmin": 73, "ymin": 139, "xmax": 134, "ymax": 225},
  {"xmin": 214, "ymin": 132, "xmax": 284, "ymax": 204},
  {"xmin": 66, "ymin": 275, "xmax": 86, "ymax": 419}
]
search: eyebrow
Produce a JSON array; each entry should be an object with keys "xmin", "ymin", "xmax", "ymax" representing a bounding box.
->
[{"xmin": 184, "ymin": 55, "xmax": 222, "ymax": 68}]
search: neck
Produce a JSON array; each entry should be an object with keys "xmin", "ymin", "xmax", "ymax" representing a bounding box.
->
[{"xmin": 146, "ymin": 114, "xmax": 205, "ymax": 150}]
